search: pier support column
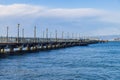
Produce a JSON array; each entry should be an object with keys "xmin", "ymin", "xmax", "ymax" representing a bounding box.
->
[
  {"xmin": 45, "ymin": 45, "xmax": 48, "ymax": 50},
  {"xmin": 64, "ymin": 43, "xmax": 67, "ymax": 48},
  {"xmin": 59, "ymin": 44, "xmax": 63, "ymax": 48},
  {"xmin": 31, "ymin": 46, "xmax": 37, "ymax": 51},
  {"xmin": 54, "ymin": 44, "xmax": 57, "ymax": 48},
  {"xmin": 52, "ymin": 45, "xmax": 55, "ymax": 49},
  {"xmin": 0, "ymin": 49, "xmax": 1, "ymax": 53},
  {"xmin": 48, "ymin": 44, "xmax": 52, "ymax": 49},
  {"xmin": 40, "ymin": 45, "xmax": 44, "ymax": 50},
  {"xmin": 46, "ymin": 45, "xmax": 49, "ymax": 49},
  {"xmin": 56, "ymin": 44, "xmax": 60, "ymax": 48},
  {"xmin": 18, "ymin": 47, "xmax": 22, "ymax": 52},
  {"xmin": 31, "ymin": 47, "xmax": 34, "ymax": 51},
  {"xmin": 0, "ymin": 48, "xmax": 1, "ymax": 53},
  {"xmin": 56, "ymin": 43, "xmax": 60, "ymax": 48},
  {"xmin": 68, "ymin": 43, "xmax": 72, "ymax": 47},
  {"xmin": 1, "ymin": 48, "xmax": 5, "ymax": 53},
  {"xmin": 26, "ymin": 46, "xmax": 31, "ymax": 51},
  {"xmin": 50, "ymin": 44, "xmax": 52, "ymax": 49},
  {"xmin": 10, "ymin": 48, "xmax": 14, "ymax": 53},
  {"xmin": 33, "ymin": 46, "xmax": 37, "ymax": 51},
  {"xmin": 61, "ymin": 44, "xmax": 65, "ymax": 48}
]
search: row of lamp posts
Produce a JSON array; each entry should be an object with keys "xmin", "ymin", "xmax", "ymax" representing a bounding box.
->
[{"xmin": 5, "ymin": 24, "xmax": 81, "ymax": 43}]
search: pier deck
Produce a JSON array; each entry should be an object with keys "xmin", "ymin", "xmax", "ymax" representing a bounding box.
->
[{"xmin": 0, "ymin": 37, "xmax": 102, "ymax": 55}]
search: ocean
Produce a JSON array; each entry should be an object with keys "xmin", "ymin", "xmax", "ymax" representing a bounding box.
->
[{"xmin": 0, "ymin": 42, "xmax": 120, "ymax": 80}]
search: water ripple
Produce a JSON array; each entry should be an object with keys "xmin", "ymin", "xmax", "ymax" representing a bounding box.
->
[{"xmin": 0, "ymin": 42, "xmax": 120, "ymax": 80}]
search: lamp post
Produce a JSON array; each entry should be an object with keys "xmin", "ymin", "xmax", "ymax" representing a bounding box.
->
[
  {"xmin": 43, "ymin": 31, "xmax": 45, "ymax": 38},
  {"xmin": 34, "ymin": 26, "xmax": 36, "ymax": 43},
  {"xmin": 72, "ymin": 33, "xmax": 74, "ymax": 39},
  {"xmin": 17, "ymin": 24, "xmax": 20, "ymax": 43},
  {"xmin": 50, "ymin": 32, "xmax": 52, "ymax": 38},
  {"xmin": 55, "ymin": 30, "xmax": 57, "ymax": 42},
  {"xmin": 79, "ymin": 33, "xmax": 80, "ymax": 40},
  {"xmin": 67, "ymin": 32, "xmax": 69, "ymax": 39},
  {"xmin": 62, "ymin": 31, "xmax": 64, "ymax": 39},
  {"xmin": 6, "ymin": 26, "xmax": 9, "ymax": 43},
  {"xmin": 46, "ymin": 28, "xmax": 48, "ymax": 42},
  {"xmin": 22, "ymin": 28, "xmax": 24, "ymax": 42},
  {"xmin": 76, "ymin": 33, "xmax": 77, "ymax": 40}
]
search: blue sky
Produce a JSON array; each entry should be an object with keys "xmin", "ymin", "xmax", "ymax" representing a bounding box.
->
[
  {"xmin": 0, "ymin": 0, "xmax": 120, "ymax": 38},
  {"xmin": 1, "ymin": 0, "xmax": 120, "ymax": 9}
]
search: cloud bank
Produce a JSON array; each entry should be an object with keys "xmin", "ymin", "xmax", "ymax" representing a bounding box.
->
[
  {"xmin": 0, "ymin": 4, "xmax": 120, "ymax": 23},
  {"xmin": 0, "ymin": 4, "xmax": 105, "ymax": 18},
  {"xmin": 0, "ymin": 4, "xmax": 120, "ymax": 37}
]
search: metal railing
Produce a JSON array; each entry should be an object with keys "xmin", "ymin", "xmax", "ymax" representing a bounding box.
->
[{"xmin": 0, "ymin": 37, "xmax": 81, "ymax": 43}]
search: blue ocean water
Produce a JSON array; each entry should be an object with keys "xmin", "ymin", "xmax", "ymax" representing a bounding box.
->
[{"xmin": 0, "ymin": 42, "xmax": 120, "ymax": 80}]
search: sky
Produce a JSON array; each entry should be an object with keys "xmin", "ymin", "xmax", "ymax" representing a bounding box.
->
[{"xmin": 0, "ymin": 0, "xmax": 120, "ymax": 38}]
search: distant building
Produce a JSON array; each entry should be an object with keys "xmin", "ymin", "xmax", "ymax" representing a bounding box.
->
[{"xmin": 114, "ymin": 38, "xmax": 120, "ymax": 41}]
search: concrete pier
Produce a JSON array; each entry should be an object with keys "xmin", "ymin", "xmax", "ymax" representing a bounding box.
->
[
  {"xmin": 0, "ymin": 36, "xmax": 106, "ymax": 57},
  {"xmin": 0, "ymin": 24, "xmax": 108, "ymax": 57}
]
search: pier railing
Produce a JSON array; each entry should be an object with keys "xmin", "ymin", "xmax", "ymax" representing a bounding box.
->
[
  {"xmin": 0, "ymin": 36, "xmax": 105, "ymax": 55},
  {"xmin": 0, "ymin": 37, "xmax": 81, "ymax": 43}
]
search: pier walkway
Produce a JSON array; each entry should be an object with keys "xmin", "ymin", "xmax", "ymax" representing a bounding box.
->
[{"xmin": 0, "ymin": 37, "xmax": 101, "ymax": 55}]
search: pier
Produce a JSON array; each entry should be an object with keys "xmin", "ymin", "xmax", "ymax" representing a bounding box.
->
[
  {"xmin": 0, "ymin": 37, "xmax": 101, "ymax": 54},
  {"xmin": 0, "ymin": 24, "xmax": 105, "ymax": 56}
]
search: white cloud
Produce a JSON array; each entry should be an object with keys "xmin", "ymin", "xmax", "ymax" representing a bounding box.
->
[
  {"xmin": 0, "ymin": 4, "xmax": 120, "ymax": 37},
  {"xmin": 0, "ymin": 3, "xmax": 120, "ymax": 24},
  {"xmin": 0, "ymin": 4, "xmax": 45, "ymax": 17},
  {"xmin": 0, "ymin": 4, "xmax": 120, "ymax": 23},
  {"xmin": 42, "ymin": 8, "xmax": 105, "ymax": 18},
  {"xmin": 0, "ymin": 4, "xmax": 106, "ymax": 18}
]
